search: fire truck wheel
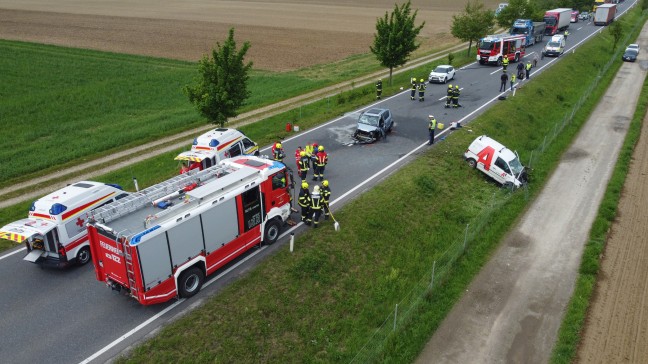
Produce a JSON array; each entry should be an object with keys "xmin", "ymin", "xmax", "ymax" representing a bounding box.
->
[
  {"xmin": 466, "ymin": 158, "xmax": 477, "ymax": 168},
  {"xmin": 178, "ymin": 267, "xmax": 204, "ymax": 298},
  {"xmin": 76, "ymin": 247, "xmax": 91, "ymax": 266},
  {"xmin": 264, "ymin": 219, "xmax": 281, "ymax": 245}
]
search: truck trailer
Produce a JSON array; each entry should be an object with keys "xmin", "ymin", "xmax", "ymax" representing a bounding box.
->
[
  {"xmin": 544, "ymin": 8, "xmax": 572, "ymax": 36},
  {"xmin": 594, "ymin": 4, "xmax": 617, "ymax": 25},
  {"xmin": 510, "ymin": 19, "xmax": 546, "ymax": 46},
  {"xmin": 87, "ymin": 155, "xmax": 293, "ymax": 305}
]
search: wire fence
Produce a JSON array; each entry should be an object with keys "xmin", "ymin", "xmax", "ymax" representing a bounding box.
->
[{"xmin": 350, "ymin": 11, "xmax": 645, "ymax": 364}]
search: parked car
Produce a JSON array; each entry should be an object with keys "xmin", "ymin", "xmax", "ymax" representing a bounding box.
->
[
  {"xmin": 626, "ymin": 43, "xmax": 640, "ymax": 53},
  {"xmin": 579, "ymin": 11, "xmax": 590, "ymax": 20},
  {"xmin": 428, "ymin": 65, "xmax": 456, "ymax": 84},
  {"xmin": 352, "ymin": 108, "xmax": 393, "ymax": 143},
  {"xmin": 622, "ymin": 49, "xmax": 638, "ymax": 62}
]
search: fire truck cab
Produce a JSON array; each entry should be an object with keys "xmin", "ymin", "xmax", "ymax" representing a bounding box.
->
[
  {"xmin": 175, "ymin": 128, "xmax": 259, "ymax": 174},
  {"xmin": 0, "ymin": 181, "xmax": 128, "ymax": 267},
  {"xmin": 477, "ymin": 33, "xmax": 527, "ymax": 66},
  {"xmin": 88, "ymin": 155, "xmax": 293, "ymax": 305}
]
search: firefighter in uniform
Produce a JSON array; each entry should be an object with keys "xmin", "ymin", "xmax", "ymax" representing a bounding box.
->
[
  {"xmin": 428, "ymin": 115, "xmax": 437, "ymax": 145},
  {"xmin": 410, "ymin": 78, "xmax": 417, "ymax": 100},
  {"xmin": 310, "ymin": 185, "xmax": 323, "ymax": 228},
  {"xmin": 320, "ymin": 180, "xmax": 331, "ymax": 220},
  {"xmin": 525, "ymin": 61, "xmax": 532, "ymax": 79},
  {"xmin": 313, "ymin": 145, "xmax": 328, "ymax": 181},
  {"xmin": 272, "ymin": 142, "xmax": 285, "ymax": 162},
  {"xmin": 502, "ymin": 56, "xmax": 509, "ymax": 71},
  {"xmin": 376, "ymin": 79, "xmax": 383, "ymax": 99},
  {"xmin": 298, "ymin": 181, "xmax": 312, "ymax": 225},
  {"xmin": 310, "ymin": 143, "xmax": 319, "ymax": 167},
  {"xmin": 298, "ymin": 151, "xmax": 310, "ymax": 180},
  {"xmin": 453, "ymin": 85, "xmax": 460, "ymax": 108},
  {"xmin": 445, "ymin": 84, "xmax": 453, "ymax": 108},
  {"xmin": 418, "ymin": 78, "xmax": 426, "ymax": 102}
]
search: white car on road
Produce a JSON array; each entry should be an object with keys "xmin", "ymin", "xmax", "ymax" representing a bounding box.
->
[
  {"xmin": 428, "ymin": 65, "xmax": 456, "ymax": 84},
  {"xmin": 626, "ymin": 43, "xmax": 640, "ymax": 54}
]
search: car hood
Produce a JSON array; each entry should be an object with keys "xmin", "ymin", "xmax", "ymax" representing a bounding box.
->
[
  {"xmin": 357, "ymin": 123, "xmax": 379, "ymax": 133},
  {"xmin": 429, "ymin": 71, "xmax": 447, "ymax": 78}
]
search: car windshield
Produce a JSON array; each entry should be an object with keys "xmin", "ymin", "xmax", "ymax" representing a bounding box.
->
[
  {"xmin": 625, "ymin": 50, "xmax": 638, "ymax": 56},
  {"xmin": 544, "ymin": 17, "xmax": 557, "ymax": 26},
  {"xmin": 509, "ymin": 158, "xmax": 524, "ymax": 175},
  {"xmin": 433, "ymin": 66, "xmax": 450, "ymax": 73},
  {"xmin": 547, "ymin": 41, "xmax": 561, "ymax": 47},
  {"xmin": 628, "ymin": 44, "xmax": 639, "ymax": 50},
  {"xmin": 359, "ymin": 114, "xmax": 379, "ymax": 127},
  {"xmin": 479, "ymin": 41, "xmax": 495, "ymax": 50}
]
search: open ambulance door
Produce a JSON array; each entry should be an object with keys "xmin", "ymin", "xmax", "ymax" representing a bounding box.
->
[
  {"xmin": 175, "ymin": 151, "xmax": 217, "ymax": 174},
  {"xmin": 0, "ymin": 219, "xmax": 58, "ymax": 262}
]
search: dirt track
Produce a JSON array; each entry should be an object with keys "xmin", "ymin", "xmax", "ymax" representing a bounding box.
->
[{"xmin": 0, "ymin": 0, "xmax": 493, "ymax": 71}]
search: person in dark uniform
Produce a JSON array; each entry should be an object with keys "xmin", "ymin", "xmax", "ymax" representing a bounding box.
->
[
  {"xmin": 298, "ymin": 181, "xmax": 312, "ymax": 225},
  {"xmin": 500, "ymin": 71, "xmax": 508, "ymax": 92},
  {"xmin": 453, "ymin": 85, "xmax": 460, "ymax": 108},
  {"xmin": 298, "ymin": 151, "xmax": 310, "ymax": 180},
  {"xmin": 445, "ymin": 84, "xmax": 453, "ymax": 108},
  {"xmin": 428, "ymin": 115, "xmax": 437, "ymax": 145},
  {"xmin": 410, "ymin": 77, "xmax": 417, "ymax": 100},
  {"xmin": 376, "ymin": 79, "xmax": 383, "ymax": 99},
  {"xmin": 418, "ymin": 78, "xmax": 426, "ymax": 102},
  {"xmin": 320, "ymin": 180, "xmax": 331, "ymax": 220},
  {"xmin": 310, "ymin": 185, "xmax": 323, "ymax": 228}
]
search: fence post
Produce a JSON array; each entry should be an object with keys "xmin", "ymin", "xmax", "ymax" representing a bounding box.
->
[
  {"xmin": 430, "ymin": 260, "xmax": 436, "ymax": 288},
  {"xmin": 393, "ymin": 304, "xmax": 398, "ymax": 331},
  {"xmin": 463, "ymin": 223, "xmax": 470, "ymax": 251}
]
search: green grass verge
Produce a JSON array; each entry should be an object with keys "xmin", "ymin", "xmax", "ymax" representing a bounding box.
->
[
  {"xmin": 0, "ymin": 38, "xmax": 461, "ymax": 189},
  {"xmin": 109, "ymin": 7, "xmax": 647, "ymax": 364},
  {"xmin": 549, "ymin": 33, "xmax": 648, "ymax": 364}
]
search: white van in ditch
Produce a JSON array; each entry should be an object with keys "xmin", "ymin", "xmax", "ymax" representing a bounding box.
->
[
  {"xmin": 0, "ymin": 181, "xmax": 129, "ymax": 267},
  {"xmin": 464, "ymin": 135, "xmax": 527, "ymax": 187},
  {"xmin": 175, "ymin": 128, "xmax": 259, "ymax": 173}
]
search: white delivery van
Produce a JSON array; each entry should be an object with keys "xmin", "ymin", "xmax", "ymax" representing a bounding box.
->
[
  {"xmin": 543, "ymin": 35, "xmax": 565, "ymax": 57},
  {"xmin": 0, "ymin": 181, "xmax": 129, "ymax": 267},
  {"xmin": 464, "ymin": 135, "xmax": 527, "ymax": 187},
  {"xmin": 175, "ymin": 128, "xmax": 259, "ymax": 173}
]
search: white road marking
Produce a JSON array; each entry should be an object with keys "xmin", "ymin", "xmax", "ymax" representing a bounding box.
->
[
  {"xmin": 578, "ymin": 27, "xmax": 583, "ymax": 30},
  {"xmin": 0, "ymin": 247, "xmax": 26, "ymax": 261}
]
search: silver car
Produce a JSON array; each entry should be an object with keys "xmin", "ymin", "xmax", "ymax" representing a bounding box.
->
[{"xmin": 353, "ymin": 108, "xmax": 393, "ymax": 143}]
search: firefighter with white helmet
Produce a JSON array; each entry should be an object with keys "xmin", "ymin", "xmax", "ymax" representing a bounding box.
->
[
  {"xmin": 310, "ymin": 185, "xmax": 323, "ymax": 228},
  {"xmin": 298, "ymin": 181, "xmax": 312, "ymax": 225}
]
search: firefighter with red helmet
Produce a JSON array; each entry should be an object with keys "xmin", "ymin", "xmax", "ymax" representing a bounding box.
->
[
  {"xmin": 313, "ymin": 145, "xmax": 328, "ymax": 181},
  {"xmin": 298, "ymin": 181, "xmax": 312, "ymax": 225}
]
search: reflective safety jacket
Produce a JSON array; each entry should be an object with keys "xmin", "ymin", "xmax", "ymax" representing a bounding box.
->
[
  {"xmin": 299, "ymin": 156, "xmax": 310, "ymax": 171},
  {"xmin": 429, "ymin": 117, "xmax": 437, "ymax": 130},
  {"xmin": 273, "ymin": 148, "xmax": 285, "ymax": 161},
  {"xmin": 316, "ymin": 151, "xmax": 328, "ymax": 167},
  {"xmin": 453, "ymin": 88, "xmax": 460, "ymax": 99},
  {"xmin": 311, "ymin": 192, "xmax": 322, "ymax": 210},
  {"xmin": 298, "ymin": 189, "xmax": 311, "ymax": 207},
  {"xmin": 320, "ymin": 185, "xmax": 331, "ymax": 204}
]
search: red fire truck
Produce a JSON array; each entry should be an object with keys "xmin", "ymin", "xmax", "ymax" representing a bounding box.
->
[
  {"xmin": 87, "ymin": 156, "xmax": 293, "ymax": 305},
  {"xmin": 477, "ymin": 33, "xmax": 527, "ymax": 66}
]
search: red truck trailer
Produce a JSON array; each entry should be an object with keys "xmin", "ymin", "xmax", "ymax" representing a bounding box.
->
[
  {"xmin": 544, "ymin": 8, "xmax": 572, "ymax": 36},
  {"xmin": 87, "ymin": 155, "xmax": 293, "ymax": 305}
]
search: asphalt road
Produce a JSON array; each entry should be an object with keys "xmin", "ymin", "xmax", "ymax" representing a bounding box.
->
[{"xmin": 0, "ymin": 5, "xmax": 633, "ymax": 362}]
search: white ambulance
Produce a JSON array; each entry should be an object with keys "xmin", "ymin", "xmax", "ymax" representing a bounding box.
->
[
  {"xmin": 464, "ymin": 135, "xmax": 527, "ymax": 188},
  {"xmin": 0, "ymin": 181, "xmax": 129, "ymax": 267},
  {"xmin": 175, "ymin": 128, "xmax": 259, "ymax": 174}
]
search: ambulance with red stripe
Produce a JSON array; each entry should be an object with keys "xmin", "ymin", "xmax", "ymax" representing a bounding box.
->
[
  {"xmin": 87, "ymin": 155, "xmax": 292, "ymax": 305},
  {"xmin": 0, "ymin": 181, "xmax": 128, "ymax": 267},
  {"xmin": 175, "ymin": 128, "xmax": 259, "ymax": 174},
  {"xmin": 464, "ymin": 135, "xmax": 528, "ymax": 188}
]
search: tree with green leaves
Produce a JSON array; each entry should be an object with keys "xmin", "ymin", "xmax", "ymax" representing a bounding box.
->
[
  {"xmin": 496, "ymin": 0, "xmax": 541, "ymax": 28},
  {"xmin": 370, "ymin": 1, "xmax": 425, "ymax": 85},
  {"xmin": 184, "ymin": 28, "xmax": 253, "ymax": 127},
  {"xmin": 451, "ymin": 0, "xmax": 496, "ymax": 56},
  {"xmin": 609, "ymin": 21, "xmax": 624, "ymax": 51}
]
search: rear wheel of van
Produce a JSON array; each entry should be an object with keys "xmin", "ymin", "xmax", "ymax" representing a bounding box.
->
[
  {"xmin": 76, "ymin": 247, "xmax": 91, "ymax": 266},
  {"xmin": 467, "ymin": 158, "xmax": 477, "ymax": 168},
  {"xmin": 178, "ymin": 267, "xmax": 204, "ymax": 298},
  {"xmin": 264, "ymin": 219, "xmax": 281, "ymax": 245}
]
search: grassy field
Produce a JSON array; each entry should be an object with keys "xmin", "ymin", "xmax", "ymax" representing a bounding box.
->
[{"xmin": 108, "ymin": 8, "xmax": 646, "ymax": 364}]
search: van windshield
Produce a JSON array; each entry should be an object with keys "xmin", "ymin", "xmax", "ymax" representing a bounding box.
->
[
  {"xmin": 547, "ymin": 41, "xmax": 561, "ymax": 47},
  {"xmin": 509, "ymin": 158, "xmax": 524, "ymax": 175},
  {"xmin": 359, "ymin": 114, "xmax": 379, "ymax": 127}
]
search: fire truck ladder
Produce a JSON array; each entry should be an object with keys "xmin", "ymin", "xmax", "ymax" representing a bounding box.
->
[
  {"xmin": 122, "ymin": 240, "xmax": 139, "ymax": 297},
  {"xmin": 90, "ymin": 165, "xmax": 230, "ymax": 225}
]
